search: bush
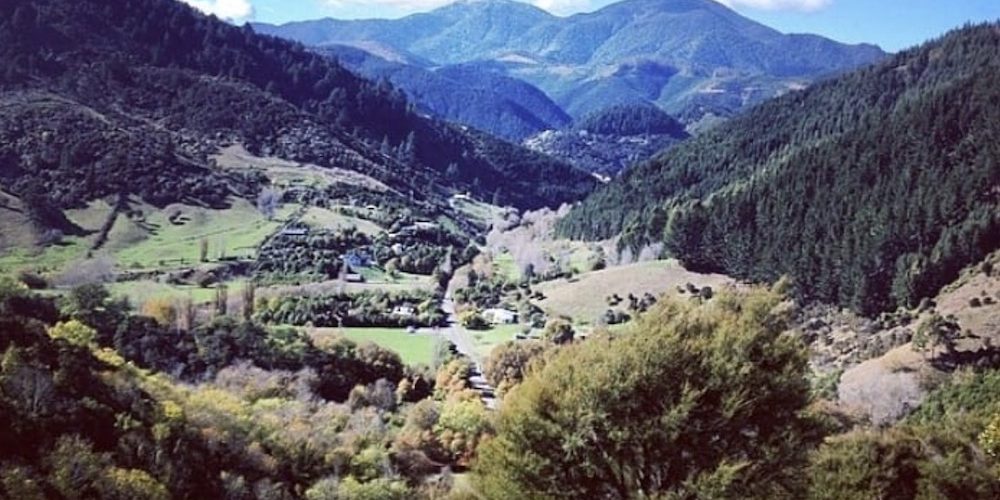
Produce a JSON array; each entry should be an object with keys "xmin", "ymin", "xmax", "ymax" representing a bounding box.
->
[
  {"xmin": 476, "ymin": 289, "xmax": 818, "ymax": 498},
  {"xmin": 808, "ymin": 426, "xmax": 999, "ymax": 499},
  {"xmin": 17, "ymin": 270, "xmax": 48, "ymax": 290},
  {"xmin": 542, "ymin": 318, "xmax": 574, "ymax": 344},
  {"xmin": 459, "ymin": 311, "xmax": 490, "ymax": 330}
]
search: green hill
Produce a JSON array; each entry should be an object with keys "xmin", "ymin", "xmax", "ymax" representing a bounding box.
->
[
  {"xmin": 0, "ymin": 0, "xmax": 594, "ymax": 230},
  {"xmin": 559, "ymin": 24, "xmax": 1000, "ymax": 315}
]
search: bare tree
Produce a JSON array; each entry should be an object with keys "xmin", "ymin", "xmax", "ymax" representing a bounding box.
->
[
  {"xmin": 199, "ymin": 238, "xmax": 209, "ymax": 263},
  {"xmin": 54, "ymin": 255, "xmax": 116, "ymax": 287},
  {"xmin": 242, "ymin": 282, "xmax": 256, "ymax": 321},
  {"xmin": 215, "ymin": 284, "xmax": 229, "ymax": 317},
  {"xmin": 256, "ymin": 187, "xmax": 282, "ymax": 220},
  {"xmin": 177, "ymin": 296, "xmax": 196, "ymax": 331}
]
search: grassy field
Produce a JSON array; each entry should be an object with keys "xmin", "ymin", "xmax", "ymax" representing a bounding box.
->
[
  {"xmin": 492, "ymin": 252, "xmax": 522, "ymax": 282},
  {"xmin": 111, "ymin": 199, "xmax": 295, "ymax": 269},
  {"xmin": 471, "ymin": 324, "xmax": 524, "ymax": 357},
  {"xmin": 108, "ymin": 278, "xmax": 247, "ymax": 305},
  {"xmin": 300, "ymin": 207, "xmax": 383, "ymax": 236},
  {"xmin": 311, "ymin": 327, "xmax": 440, "ymax": 367},
  {"xmin": 534, "ymin": 260, "xmax": 734, "ymax": 325},
  {"xmin": 450, "ymin": 197, "xmax": 504, "ymax": 228},
  {"xmin": 0, "ymin": 197, "xmax": 294, "ymax": 278},
  {"xmin": 213, "ymin": 144, "xmax": 390, "ymax": 192}
]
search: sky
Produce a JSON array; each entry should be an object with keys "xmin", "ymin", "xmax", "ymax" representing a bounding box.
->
[{"xmin": 180, "ymin": 0, "xmax": 1000, "ymax": 52}]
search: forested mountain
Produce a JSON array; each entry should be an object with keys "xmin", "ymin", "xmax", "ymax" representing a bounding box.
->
[
  {"xmin": 524, "ymin": 104, "xmax": 689, "ymax": 176},
  {"xmin": 256, "ymin": 0, "xmax": 885, "ymax": 125},
  {"xmin": 0, "ymin": 0, "xmax": 595, "ymax": 225},
  {"xmin": 316, "ymin": 45, "xmax": 571, "ymax": 141},
  {"xmin": 559, "ymin": 24, "xmax": 1000, "ymax": 316}
]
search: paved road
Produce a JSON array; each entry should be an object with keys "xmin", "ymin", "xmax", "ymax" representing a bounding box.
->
[{"xmin": 439, "ymin": 293, "xmax": 497, "ymax": 409}]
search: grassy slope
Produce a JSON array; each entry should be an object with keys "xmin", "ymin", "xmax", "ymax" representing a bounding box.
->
[
  {"xmin": 533, "ymin": 260, "xmax": 733, "ymax": 324},
  {"xmin": 837, "ymin": 251, "xmax": 1000, "ymax": 425},
  {"xmin": 111, "ymin": 199, "xmax": 295, "ymax": 269},
  {"xmin": 300, "ymin": 207, "xmax": 383, "ymax": 236}
]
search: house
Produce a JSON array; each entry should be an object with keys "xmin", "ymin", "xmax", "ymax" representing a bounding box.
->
[
  {"xmin": 280, "ymin": 227, "xmax": 309, "ymax": 237},
  {"xmin": 343, "ymin": 251, "xmax": 371, "ymax": 269},
  {"xmin": 413, "ymin": 221, "xmax": 439, "ymax": 231},
  {"xmin": 483, "ymin": 308, "xmax": 519, "ymax": 325},
  {"xmin": 392, "ymin": 305, "xmax": 416, "ymax": 317}
]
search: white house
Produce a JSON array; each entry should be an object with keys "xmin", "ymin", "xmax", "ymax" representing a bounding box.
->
[
  {"xmin": 392, "ymin": 305, "xmax": 416, "ymax": 317},
  {"xmin": 483, "ymin": 308, "xmax": 518, "ymax": 325},
  {"xmin": 413, "ymin": 221, "xmax": 439, "ymax": 231}
]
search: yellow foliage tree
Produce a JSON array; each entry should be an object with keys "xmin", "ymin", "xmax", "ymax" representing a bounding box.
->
[
  {"xmin": 48, "ymin": 320, "xmax": 97, "ymax": 347},
  {"xmin": 141, "ymin": 298, "xmax": 177, "ymax": 327}
]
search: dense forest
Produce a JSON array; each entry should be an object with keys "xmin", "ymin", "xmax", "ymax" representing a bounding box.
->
[
  {"xmin": 573, "ymin": 104, "xmax": 688, "ymax": 137},
  {"xmin": 525, "ymin": 104, "xmax": 690, "ymax": 176},
  {"xmin": 0, "ymin": 0, "xmax": 594, "ymax": 222},
  {"xmin": 560, "ymin": 24, "xmax": 1000, "ymax": 315}
]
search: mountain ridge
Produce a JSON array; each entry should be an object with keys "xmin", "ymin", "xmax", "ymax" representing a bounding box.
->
[
  {"xmin": 0, "ymin": 0, "xmax": 595, "ymax": 227},
  {"xmin": 256, "ymin": 0, "xmax": 886, "ymax": 123}
]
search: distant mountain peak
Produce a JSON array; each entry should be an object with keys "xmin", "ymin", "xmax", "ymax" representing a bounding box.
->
[{"xmin": 257, "ymin": 0, "xmax": 885, "ymax": 123}]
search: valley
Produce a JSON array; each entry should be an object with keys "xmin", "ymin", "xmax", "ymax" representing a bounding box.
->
[{"xmin": 0, "ymin": 0, "xmax": 998, "ymax": 499}]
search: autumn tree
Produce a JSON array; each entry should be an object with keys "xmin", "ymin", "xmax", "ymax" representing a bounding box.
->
[
  {"xmin": 483, "ymin": 340, "xmax": 547, "ymax": 398},
  {"xmin": 47, "ymin": 320, "xmax": 97, "ymax": 347},
  {"xmin": 542, "ymin": 318, "xmax": 574, "ymax": 344},
  {"xmin": 140, "ymin": 298, "xmax": 177, "ymax": 327}
]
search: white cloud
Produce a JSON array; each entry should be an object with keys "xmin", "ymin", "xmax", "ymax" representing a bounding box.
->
[
  {"xmin": 530, "ymin": 0, "xmax": 594, "ymax": 16},
  {"xmin": 322, "ymin": 0, "xmax": 453, "ymax": 10},
  {"xmin": 322, "ymin": 0, "xmax": 593, "ymax": 16},
  {"xmin": 716, "ymin": 0, "xmax": 832, "ymax": 11},
  {"xmin": 181, "ymin": 0, "xmax": 255, "ymax": 21}
]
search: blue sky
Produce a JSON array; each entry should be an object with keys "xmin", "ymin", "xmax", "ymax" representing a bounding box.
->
[{"xmin": 182, "ymin": 0, "xmax": 1000, "ymax": 52}]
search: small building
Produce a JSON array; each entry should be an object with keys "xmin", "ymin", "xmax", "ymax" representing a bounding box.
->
[
  {"xmin": 343, "ymin": 251, "xmax": 371, "ymax": 269},
  {"xmin": 413, "ymin": 221, "xmax": 439, "ymax": 231},
  {"xmin": 280, "ymin": 227, "xmax": 309, "ymax": 237},
  {"xmin": 483, "ymin": 308, "xmax": 519, "ymax": 325},
  {"xmin": 344, "ymin": 273, "xmax": 364, "ymax": 283},
  {"xmin": 392, "ymin": 305, "xmax": 416, "ymax": 317}
]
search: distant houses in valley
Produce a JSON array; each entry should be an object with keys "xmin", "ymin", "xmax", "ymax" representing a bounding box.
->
[{"xmin": 483, "ymin": 308, "xmax": 518, "ymax": 325}]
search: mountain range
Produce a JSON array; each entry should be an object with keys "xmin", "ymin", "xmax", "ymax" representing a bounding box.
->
[
  {"xmin": 256, "ymin": 0, "xmax": 887, "ymax": 132},
  {"xmin": 0, "ymin": 0, "xmax": 595, "ymax": 243},
  {"xmin": 313, "ymin": 44, "xmax": 572, "ymax": 141}
]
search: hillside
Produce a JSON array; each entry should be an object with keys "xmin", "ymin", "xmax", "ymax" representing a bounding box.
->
[
  {"xmin": 318, "ymin": 45, "xmax": 571, "ymax": 141},
  {"xmin": 559, "ymin": 24, "xmax": 1000, "ymax": 316},
  {"xmin": 524, "ymin": 104, "xmax": 689, "ymax": 176},
  {"xmin": 0, "ymin": 0, "xmax": 595, "ymax": 230},
  {"xmin": 256, "ymin": 0, "xmax": 885, "ymax": 124}
]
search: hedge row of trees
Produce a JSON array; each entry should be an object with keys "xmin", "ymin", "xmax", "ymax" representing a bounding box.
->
[{"xmin": 254, "ymin": 290, "xmax": 445, "ymax": 328}]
